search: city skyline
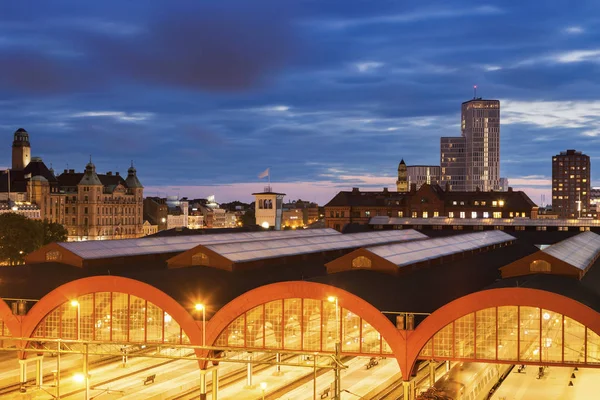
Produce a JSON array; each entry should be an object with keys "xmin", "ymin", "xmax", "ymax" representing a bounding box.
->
[{"xmin": 2, "ymin": 1, "xmax": 600, "ymax": 204}]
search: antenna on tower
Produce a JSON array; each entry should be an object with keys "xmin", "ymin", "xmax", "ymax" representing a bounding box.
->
[{"xmin": 473, "ymin": 85, "xmax": 477, "ymax": 99}]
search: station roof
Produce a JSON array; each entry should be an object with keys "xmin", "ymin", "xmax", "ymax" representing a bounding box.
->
[
  {"xmin": 168, "ymin": 229, "xmax": 428, "ymax": 269},
  {"xmin": 25, "ymin": 228, "xmax": 341, "ymax": 264},
  {"xmin": 541, "ymin": 231, "xmax": 600, "ymax": 271},
  {"xmin": 366, "ymin": 230, "xmax": 514, "ymax": 268}
]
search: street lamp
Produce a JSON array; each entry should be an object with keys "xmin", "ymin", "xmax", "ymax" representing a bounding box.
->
[
  {"xmin": 195, "ymin": 304, "xmax": 206, "ymax": 347},
  {"xmin": 71, "ymin": 300, "xmax": 80, "ymax": 340},
  {"xmin": 327, "ymin": 296, "xmax": 341, "ymax": 400},
  {"xmin": 260, "ymin": 382, "xmax": 267, "ymax": 400}
]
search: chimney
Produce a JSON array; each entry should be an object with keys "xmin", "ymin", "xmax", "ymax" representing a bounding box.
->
[
  {"xmin": 352, "ymin": 187, "xmax": 360, "ymax": 194},
  {"xmin": 63, "ymin": 169, "xmax": 68, "ymax": 174},
  {"xmin": 508, "ymin": 187, "xmax": 514, "ymax": 192},
  {"xmin": 69, "ymin": 169, "xmax": 75, "ymax": 174},
  {"xmin": 106, "ymin": 171, "xmax": 112, "ymax": 176},
  {"xmin": 383, "ymin": 187, "xmax": 389, "ymax": 193},
  {"xmin": 115, "ymin": 172, "xmax": 120, "ymax": 176},
  {"xmin": 410, "ymin": 183, "xmax": 417, "ymax": 193}
]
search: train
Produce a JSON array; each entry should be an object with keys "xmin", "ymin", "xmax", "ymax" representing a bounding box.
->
[{"xmin": 419, "ymin": 362, "xmax": 513, "ymax": 400}]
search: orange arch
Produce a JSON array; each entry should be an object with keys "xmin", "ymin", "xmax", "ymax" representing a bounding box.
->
[
  {"xmin": 21, "ymin": 276, "xmax": 203, "ymax": 361},
  {"xmin": 405, "ymin": 288, "xmax": 600, "ymax": 374},
  {"xmin": 0, "ymin": 298, "xmax": 21, "ymax": 338},
  {"xmin": 203, "ymin": 281, "xmax": 406, "ymax": 372}
]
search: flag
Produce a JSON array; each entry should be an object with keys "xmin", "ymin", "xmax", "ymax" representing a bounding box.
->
[{"xmin": 258, "ymin": 168, "xmax": 270, "ymax": 179}]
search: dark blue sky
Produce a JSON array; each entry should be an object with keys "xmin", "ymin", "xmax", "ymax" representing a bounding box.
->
[{"xmin": 2, "ymin": 0, "xmax": 600, "ymax": 204}]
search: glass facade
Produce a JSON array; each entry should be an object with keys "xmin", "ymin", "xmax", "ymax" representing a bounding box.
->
[
  {"xmin": 32, "ymin": 292, "xmax": 188, "ymax": 344},
  {"xmin": 214, "ymin": 298, "xmax": 392, "ymax": 355},
  {"xmin": 419, "ymin": 305, "xmax": 600, "ymax": 365}
]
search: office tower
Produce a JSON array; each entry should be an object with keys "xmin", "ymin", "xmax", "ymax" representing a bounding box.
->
[
  {"xmin": 552, "ymin": 150, "xmax": 591, "ymax": 218},
  {"xmin": 440, "ymin": 136, "xmax": 466, "ymax": 191}
]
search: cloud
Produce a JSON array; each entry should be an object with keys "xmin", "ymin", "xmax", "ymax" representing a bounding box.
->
[
  {"xmin": 483, "ymin": 65, "xmax": 502, "ymax": 71},
  {"xmin": 313, "ymin": 5, "xmax": 503, "ymax": 29},
  {"xmin": 70, "ymin": 111, "xmax": 153, "ymax": 122},
  {"xmin": 0, "ymin": 1, "xmax": 300, "ymax": 94},
  {"xmin": 563, "ymin": 26, "xmax": 584, "ymax": 35},
  {"xmin": 355, "ymin": 61, "xmax": 384, "ymax": 73},
  {"xmin": 553, "ymin": 49, "xmax": 600, "ymax": 63},
  {"xmin": 501, "ymin": 99, "xmax": 600, "ymax": 130}
]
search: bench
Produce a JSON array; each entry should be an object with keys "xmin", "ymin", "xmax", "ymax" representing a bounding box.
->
[
  {"xmin": 320, "ymin": 387, "xmax": 330, "ymax": 399},
  {"xmin": 143, "ymin": 374, "xmax": 156, "ymax": 385}
]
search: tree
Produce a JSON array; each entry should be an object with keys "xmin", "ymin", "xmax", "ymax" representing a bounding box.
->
[
  {"xmin": 241, "ymin": 209, "xmax": 256, "ymax": 228},
  {"xmin": 0, "ymin": 214, "xmax": 68, "ymax": 265},
  {"xmin": 0, "ymin": 213, "xmax": 43, "ymax": 265},
  {"xmin": 41, "ymin": 220, "xmax": 68, "ymax": 245}
]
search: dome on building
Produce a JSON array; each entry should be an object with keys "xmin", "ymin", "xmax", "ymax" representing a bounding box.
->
[
  {"xmin": 125, "ymin": 161, "xmax": 143, "ymax": 189},
  {"xmin": 79, "ymin": 159, "xmax": 103, "ymax": 186},
  {"xmin": 13, "ymin": 128, "xmax": 30, "ymax": 145}
]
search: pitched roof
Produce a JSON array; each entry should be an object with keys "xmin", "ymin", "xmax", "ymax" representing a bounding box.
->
[{"xmin": 325, "ymin": 190, "xmax": 407, "ymax": 207}]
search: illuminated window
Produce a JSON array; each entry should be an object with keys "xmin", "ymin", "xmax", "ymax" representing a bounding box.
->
[
  {"xmin": 483, "ymin": 212, "xmax": 489, "ymax": 218},
  {"xmin": 481, "ymin": 201, "xmax": 486, "ymax": 206},
  {"xmin": 412, "ymin": 211, "xmax": 417, "ymax": 218},
  {"xmin": 492, "ymin": 201, "xmax": 498, "ymax": 207},
  {"xmin": 452, "ymin": 201, "xmax": 457, "ymax": 205},
  {"xmin": 433, "ymin": 211, "xmax": 439, "ymax": 217},
  {"xmin": 422, "ymin": 211, "xmax": 428, "ymax": 218},
  {"xmin": 191, "ymin": 252, "xmax": 210, "ymax": 266},
  {"xmin": 397, "ymin": 211, "xmax": 403, "ymax": 217},
  {"xmin": 493, "ymin": 212, "xmax": 501, "ymax": 218},
  {"xmin": 530, "ymin": 260, "xmax": 551, "ymax": 273},
  {"xmin": 45, "ymin": 251, "xmax": 62, "ymax": 262},
  {"xmin": 471, "ymin": 212, "xmax": 477, "ymax": 218},
  {"xmin": 448, "ymin": 212, "xmax": 454, "ymax": 218},
  {"xmin": 365, "ymin": 211, "xmax": 371, "ymax": 217},
  {"xmin": 351, "ymin": 256, "xmax": 372, "ymax": 269},
  {"xmin": 474, "ymin": 201, "xmax": 479, "ymax": 206},
  {"xmin": 498, "ymin": 200, "xmax": 504, "ymax": 207},
  {"xmin": 460, "ymin": 212, "xmax": 465, "ymax": 218}
]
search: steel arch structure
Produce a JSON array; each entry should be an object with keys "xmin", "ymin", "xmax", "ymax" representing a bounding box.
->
[
  {"xmin": 404, "ymin": 288, "xmax": 600, "ymax": 376},
  {"xmin": 203, "ymin": 281, "xmax": 406, "ymax": 371}
]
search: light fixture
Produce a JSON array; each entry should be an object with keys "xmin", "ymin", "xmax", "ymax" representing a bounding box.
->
[
  {"xmin": 71, "ymin": 300, "xmax": 79, "ymax": 307},
  {"xmin": 327, "ymin": 296, "xmax": 336, "ymax": 303},
  {"xmin": 261, "ymin": 221, "xmax": 270, "ymax": 229},
  {"xmin": 195, "ymin": 304, "xmax": 204, "ymax": 311},
  {"xmin": 260, "ymin": 382, "xmax": 267, "ymax": 390},
  {"xmin": 73, "ymin": 373, "xmax": 85, "ymax": 383}
]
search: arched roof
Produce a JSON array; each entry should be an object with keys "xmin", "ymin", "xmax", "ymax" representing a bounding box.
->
[
  {"xmin": 404, "ymin": 287, "xmax": 600, "ymax": 374},
  {"xmin": 0, "ymin": 298, "xmax": 20, "ymax": 337},
  {"xmin": 21, "ymin": 276, "xmax": 203, "ymax": 347},
  {"xmin": 203, "ymin": 281, "xmax": 406, "ymax": 371}
]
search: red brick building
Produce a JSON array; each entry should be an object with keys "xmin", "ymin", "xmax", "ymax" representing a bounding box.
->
[{"xmin": 325, "ymin": 184, "xmax": 538, "ymax": 231}]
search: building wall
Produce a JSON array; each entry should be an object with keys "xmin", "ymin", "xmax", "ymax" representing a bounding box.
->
[
  {"xmin": 440, "ymin": 137, "xmax": 466, "ymax": 191},
  {"xmin": 462, "ymin": 99, "xmax": 501, "ymax": 191},
  {"xmin": 407, "ymin": 166, "xmax": 441, "ymax": 190},
  {"xmin": 62, "ymin": 181, "xmax": 144, "ymax": 241},
  {"xmin": 255, "ymin": 193, "xmax": 284, "ymax": 229},
  {"xmin": 552, "ymin": 150, "xmax": 591, "ymax": 218},
  {"xmin": 143, "ymin": 198, "xmax": 168, "ymax": 231}
]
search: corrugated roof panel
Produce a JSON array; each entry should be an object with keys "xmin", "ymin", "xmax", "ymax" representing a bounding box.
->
[
  {"xmin": 57, "ymin": 229, "xmax": 341, "ymax": 259},
  {"xmin": 542, "ymin": 231, "xmax": 600, "ymax": 271},
  {"xmin": 366, "ymin": 230, "xmax": 515, "ymax": 268},
  {"xmin": 204, "ymin": 230, "xmax": 428, "ymax": 263}
]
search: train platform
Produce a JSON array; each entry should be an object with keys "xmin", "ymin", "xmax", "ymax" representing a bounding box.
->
[{"xmin": 491, "ymin": 365, "xmax": 600, "ymax": 400}]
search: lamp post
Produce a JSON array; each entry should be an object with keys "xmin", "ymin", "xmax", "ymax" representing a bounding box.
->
[
  {"xmin": 327, "ymin": 296, "xmax": 341, "ymax": 400},
  {"xmin": 71, "ymin": 300, "xmax": 80, "ymax": 340},
  {"xmin": 195, "ymin": 304, "xmax": 206, "ymax": 347},
  {"xmin": 260, "ymin": 382, "xmax": 267, "ymax": 400}
]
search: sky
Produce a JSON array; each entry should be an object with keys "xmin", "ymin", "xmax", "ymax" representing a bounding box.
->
[{"xmin": 2, "ymin": 0, "xmax": 600, "ymax": 205}]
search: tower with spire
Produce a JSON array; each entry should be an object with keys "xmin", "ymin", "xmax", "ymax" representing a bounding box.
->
[{"xmin": 396, "ymin": 159, "xmax": 408, "ymax": 192}]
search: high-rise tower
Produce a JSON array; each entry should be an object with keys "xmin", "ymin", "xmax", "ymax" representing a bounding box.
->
[
  {"xmin": 552, "ymin": 150, "xmax": 590, "ymax": 218},
  {"xmin": 461, "ymin": 98, "xmax": 500, "ymax": 191},
  {"xmin": 12, "ymin": 128, "xmax": 31, "ymax": 171}
]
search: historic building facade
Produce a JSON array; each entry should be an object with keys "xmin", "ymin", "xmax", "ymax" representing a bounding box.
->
[
  {"xmin": 0, "ymin": 128, "xmax": 144, "ymax": 241},
  {"xmin": 325, "ymin": 184, "xmax": 538, "ymax": 231}
]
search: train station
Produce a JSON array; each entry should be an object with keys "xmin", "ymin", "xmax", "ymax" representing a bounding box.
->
[{"xmin": 0, "ymin": 227, "xmax": 600, "ymax": 399}]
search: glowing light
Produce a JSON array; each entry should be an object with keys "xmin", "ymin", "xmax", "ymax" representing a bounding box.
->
[
  {"xmin": 71, "ymin": 300, "xmax": 79, "ymax": 307},
  {"xmin": 195, "ymin": 304, "xmax": 204, "ymax": 311},
  {"xmin": 261, "ymin": 221, "xmax": 270, "ymax": 229},
  {"xmin": 260, "ymin": 382, "xmax": 267, "ymax": 390},
  {"xmin": 164, "ymin": 314, "xmax": 172, "ymax": 323},
  {"xmin": 73, "ymin": 373, "xmax": 85, "ymax": 383},
  {"xmin": 543, "ymin": 312, "xmax": 551, "ymax": 320},
  {"xmin": 327, "ymin": 296, "xmax": 336, "ymax": 303}
]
